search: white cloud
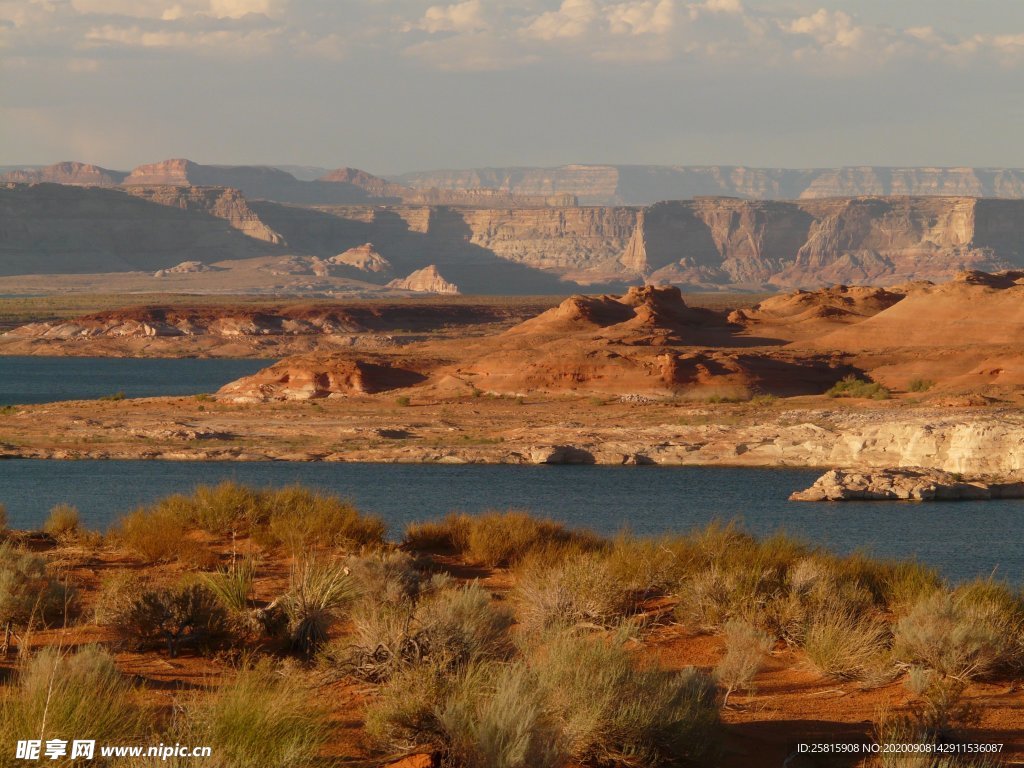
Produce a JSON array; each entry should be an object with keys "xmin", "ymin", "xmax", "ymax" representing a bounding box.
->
[
  {"xmin": 526, "ymin": 0, "xmax": 598, "ymax": 41},
  {"xmin": 421, "ymin": 0, "xmax": 489, "ymax": 34},
  {"xmin": 606, "ymin": 0, "xmax": 674, "ymax": 36}
]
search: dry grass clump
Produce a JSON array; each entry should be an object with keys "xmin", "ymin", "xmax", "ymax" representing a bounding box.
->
[
  {"xmin": 110, "ymin": 504, "xmax": 190, "ymax": 563},
  {"xmin": 179, "ymin": 662, "xmax": 328, "ymax": 768},
  {"xmin": 110, "ymin": 482, "xmax": 386, "ymax": 562},
  {"xmin": 0, "ymin": 646, "xmax": 150, "ymax": 754},
  {"xmin": 403, "ymin": 510, "xmax": 601, "ymax": 568},
  {"xmin": 715, "ymin": 620, "xmax": 773, "ymax": 706},
  {"xmin": 803, "ymin": 604, "xmax": 891, "ymax": 681},
  {"xmin": 43, "ymin": 503, "xmax": 81, "ymax": 540},
  {"xmin": 0, "ymin": 541, "xmax": 73, "ymax": 649}
]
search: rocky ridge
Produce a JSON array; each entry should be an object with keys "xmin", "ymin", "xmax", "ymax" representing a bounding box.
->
[
  {"xmin": 790, "ymin": 467, "xmax": 1024, "ymax": 501},
  {"xmin": 387, "ymin": 265, "xmax": 460, "ymax": 294}
]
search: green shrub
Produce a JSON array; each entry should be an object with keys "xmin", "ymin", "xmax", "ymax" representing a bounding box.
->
[
  {"xmin": 466, "ymin": 511, "xmax": 600, "ymax": 568},
  {"xmin": 715, "ymin": 620, "xmax": 773, "ymax": 706},
  {"xmin": 282, "ymin": 558, "xmax": 357, "ymax": 657},
  {"xmin": 908, "ymin": 378, "xmax": 936, "ymax": 393},
  {"xmin": 201, "ymin": 557, "xmax": 257, "ymax": 613},
  {"xmin": 43, "ymin": 503, "xmax": 81, "ymax": 540},
  {"xmin": 99, "ymin": 390, "xmax": 126, "ymax": 401},
  {"xmin": 826, "ymin": 375, "xmax": 891, "ymax": 400},
  {"xmin": 0, "ymin": 646, "xmax": 150, "ymax": 757},
  {"xmin": 113, "ymin": 583, "xmax": 227, "ymax": 657},
  {"xmin": 0, "ymin": 541, "xmax": 72, "ymax": 645},
  {"xmin": 395, "ymin": 395, "xmax": 411, "ymax": 407},
  {"xmin": 184, "ymin": 662, "xmax": 327, "ymax": 768},
  {"xmin": 404, "ymin": 513, "xmax": 474, "ymax": 553}
]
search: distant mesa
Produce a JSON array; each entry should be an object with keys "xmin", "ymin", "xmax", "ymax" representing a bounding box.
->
[
  {"xmin": 329, "ymin": 243, "xmax": 393, "ymax": 275},
  {"xmin": 0, "ymin": 161, "xmax": 127, "ymax": 186},
  {"xmin": 387, "ymin": 265, "xmax": 460, "ymax": 294},
  {"xmin": 318, "ymin": 167, "xmax": 408, "ymax": 199}
]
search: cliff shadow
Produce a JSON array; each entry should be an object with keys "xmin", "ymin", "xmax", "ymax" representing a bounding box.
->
[{"xmin": 253, "ymin": 202, "xmax": 578, "ymax": 295}]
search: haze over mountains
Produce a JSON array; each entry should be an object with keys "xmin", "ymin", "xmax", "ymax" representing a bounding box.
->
[{"xmin": 6, "ymin": 158, "xmax": 1024, "ymax": 294}]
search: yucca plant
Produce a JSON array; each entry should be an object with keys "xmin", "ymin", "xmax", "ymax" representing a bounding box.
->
[
  {"xmin": 282, "ymin": 558, "xmax": 357, "ymax": 657},
  {"xmin": 201, "ymin": 557, "xmax": 257, "ymax": 614}
]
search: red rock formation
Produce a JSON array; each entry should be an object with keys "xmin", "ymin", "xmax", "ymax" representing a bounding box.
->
[
  {"xmin": 122, "ymin": 186, "xmax": 284, "ymax": 244},
  {"xmin": 217, "ymin": 355, "xmax": 427, "ymax": 401}
]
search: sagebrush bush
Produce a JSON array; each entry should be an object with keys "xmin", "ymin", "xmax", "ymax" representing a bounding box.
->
[
  {"xmin": 894, "ymin": 586, "xmax": 1021, "ymax": 680},
  {"xmin": 715, "ymin": 620, "xmax": 772, "ymax": 705},
  {"xmin": 0, "ymin": 541, "xmax": 72, "ymax": 645},
  {"xmin": 262, "ymin": 487, "xmax": 386, "ymax": 554},
  {"xmin": 113, "ymin": 583, "xmax": 227, "ymax": 657},
  {"xmin": 514, "ymin": 551, "xmax": 633, "ymax": 634},
  {"xmin": 182, "ymin": 662, "xmax": 327, "ymax": 768},
  {"xmin": 43, "ymin": 503, "xmax": 80, "ymax": 540},
  {"xmin": 531, "ymin": 631, "xmax": 719, "ymax": 767},
  {"xmin": 0, "ymin": 646, "xmax": 150, "ymax": 758},
  {"xmin": 282, "ymin": 558, "xmax": 357, "ymax": 657},
  {"xmin": 438, "ymin": 662, "xmax": 561, "ymax": 768},
  {"xmin": 94, "ymin": 569, "xmax": 148, "ymax": 627},
  {"xmin": 344, "ymin": 581, "xmax": 513, "ymax": 681}
]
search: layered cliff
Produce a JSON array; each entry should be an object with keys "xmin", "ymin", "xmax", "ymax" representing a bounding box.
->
[
  {"xmin": 621, "ymin": 197, "xmax": 1021, "ymax": 288},
  {"xmin": 122, "ymin": 186, "xmax": 285, "ymax": 245},
  {"xmin": 0, "ymin": 162, "xmax": 127, "ymax": 187},
  {"xmin": 395, "ymin": 165, "xmax": 1024, "ymax": 205}
]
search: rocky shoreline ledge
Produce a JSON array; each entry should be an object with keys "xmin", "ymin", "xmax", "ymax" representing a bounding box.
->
[{"xmin": 791, "ymin": 467, "xmax": 1024, "ymax": 501}]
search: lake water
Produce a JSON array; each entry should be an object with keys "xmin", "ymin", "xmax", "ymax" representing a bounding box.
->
[
  {"xmin": 0, "ymin": 356, "xmax": 271, "ymax": 405},
  {"xmin": 1, "ymin": 460, "xmax": 1021, "ymax": 584}
]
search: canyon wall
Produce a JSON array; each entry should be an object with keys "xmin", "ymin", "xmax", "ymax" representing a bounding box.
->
[
  {"xmin": 395, "ymin": 165, "xmax": 1024, "ymax": 205},
  {"xmin": 0, "ymin": 183, "xmax": 280, "ymax": 275},
  {"xmin": 5, "ymin": 183, "xmax": 1024, "ymax": 291}
]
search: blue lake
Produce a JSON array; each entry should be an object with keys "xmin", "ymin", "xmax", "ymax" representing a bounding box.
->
[
  {"xmin": 0, "ymin": 356, "xmax": 271, "ymax": 405},
  {"xmin": 1, "ymin": 460, "xmax": 1021, "ymax": 584}
]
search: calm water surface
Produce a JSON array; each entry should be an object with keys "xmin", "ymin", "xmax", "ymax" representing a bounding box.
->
[
  {"xmin": 1, "ymin": 460, "xmax": 1021, "ymax": 583},
  {"xmin": 0, "ymin": 356, "xmax": 272, "ymax": 405}
]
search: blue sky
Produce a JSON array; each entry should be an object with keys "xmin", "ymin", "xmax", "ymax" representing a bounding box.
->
[{"xmin": 2, "ymin": 1, "xmax": 1023, "ymax": 172}]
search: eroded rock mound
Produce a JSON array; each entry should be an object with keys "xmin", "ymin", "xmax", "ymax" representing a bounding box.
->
[
  {"xmin": 329, "ymin": 243, "xmax": 393, "ymax": 276},
  {"xmin": 729, "ymin": 284, "xmax": 910, "ymax": 341},
  {"xmin": 388, "ymin": 265, "xmax": 460, "ymax": 294},
  {"xmin": 217, "ymin": 355, "xmax": 427, "ymax": 401},
  {"xmin": 791, "ymin": 467, "xmax": 1024, "ymax": 501}
]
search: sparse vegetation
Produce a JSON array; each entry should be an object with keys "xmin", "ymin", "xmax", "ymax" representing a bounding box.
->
[
  {"xmin": 112, "ymin": 582, "xmax": 228, "ymax": 657},
  {"xmin": 826, "ymin": 374, "xmax": 891, "ymax": 399},
  {"xmin": 99, "ymin": 390, "xmax": 127, "ymax": 401},
  {"xmin": 43, "ymin": 502, "xmax": 81, "ymax": 540},
  {"xmin": 0, "ymin": 646, "xmax": 150, "ymax": 756},
  {"xmin": 395, "ymin": 395, "xmax": 411, "ymax": 407},
  {"xmin": 282, "ymin": 557, "xmax": 357, "ymax": 657},
  {"xmin": 182, "ymin": 662, "xmax": 328, "ymax": 768},
  {"xmin": 715, "ymin": 620, "xmax": 773, "ymax": 705},
  {"xmin": 908, "ymin": 378, "xmax": 936, "ymax": 393},
  {"xmin": 0, "ymin": 541, "xmax": 72, "ymax": 651}
]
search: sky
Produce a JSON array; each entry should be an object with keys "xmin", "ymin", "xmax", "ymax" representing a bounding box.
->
[{"xmin": 2, "ymin": 0, "xmax": 1024, "ymax": 174}]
